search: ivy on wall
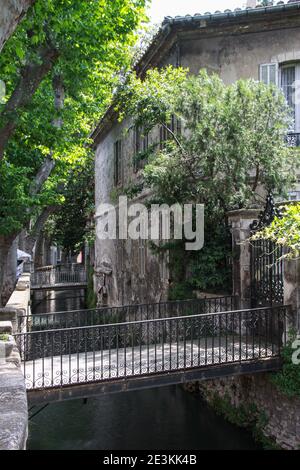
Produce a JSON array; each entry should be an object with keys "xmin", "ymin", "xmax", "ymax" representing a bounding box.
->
[{"xmin": 271, "ymin": 332, "xmax": 300, "ymax": 399}]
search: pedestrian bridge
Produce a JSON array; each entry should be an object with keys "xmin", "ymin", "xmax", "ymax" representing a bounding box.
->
[
  {"xmin": 31, "ymin": 265, "xmax": 87, "ymax": 291},
  {"xmin": 15, "ymin": 297, "xmax": 290, "ymax": 404}
]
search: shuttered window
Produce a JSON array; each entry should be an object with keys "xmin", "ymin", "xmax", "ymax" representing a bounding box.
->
[
  {"xmin": 259, "ymin": 63, "xmax": 278, "ymax": 86},
  {"xmin": 281, "ymin": 65, "xmax": 299, "ymax": 132},
  {"xmin": 281, "ymin": 65, "xmax": 299, "ymax": 131},
  {"xmin": 134, "ymin": 125, "xmax": 148, "ymax": 172},
  {"xmin": 114, "ymin": 140, "xmax": 122, "ymax": 186},
  {"xmin": 160, "ymin": 115, "xmax": 181, "ymax": 150}
]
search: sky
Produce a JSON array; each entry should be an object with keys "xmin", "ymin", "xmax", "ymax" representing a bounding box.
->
[{"xmin": 149, "ymin": 0, "xmax": 246, "ymax": 24}]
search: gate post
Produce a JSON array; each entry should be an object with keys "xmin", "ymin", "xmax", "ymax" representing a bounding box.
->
[
  {"xmin": 284, "ymin": 258, "xmax": 300, "ymax": 333},
  {"xmin": 228, "ymin": 209, "xmax": 260, "ymax": 310}
]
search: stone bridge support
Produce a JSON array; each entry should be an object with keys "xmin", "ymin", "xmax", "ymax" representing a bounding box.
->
[
  {"xmin": 228, "ymin": 208, "xmax": 300, "ymax": 331},
  {"xmin": 284, "ymin": 258, "xmax": 300, "ymax": 333},
  {"xmin": 227, "ymin": 209, "xmax": 260, "ymax": 310}
]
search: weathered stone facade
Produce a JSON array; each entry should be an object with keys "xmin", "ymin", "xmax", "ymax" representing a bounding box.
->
[
  {"xmin": 93, "ymin": 3, "xmax": 300, "ymax": 307},
  {"xmin": 0, "ymin": 323, "xmax": 28, "ymax": 450},
  {"xmin": 198, "ymin": 374, "xmax": 300, "ymax": 450}
]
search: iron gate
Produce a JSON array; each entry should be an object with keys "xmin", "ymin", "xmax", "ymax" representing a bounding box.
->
[{"xmin": 250, "ymin": 195, "xmax": 284, "ymax": 308}]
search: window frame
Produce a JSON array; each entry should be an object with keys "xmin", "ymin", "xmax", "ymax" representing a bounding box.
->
[
  {"xmin": 259, "ymin": 63, "xmax": 279, "ymax": 86},
  {"xmin": 114, "ymin": 139, "xmax": 122, "ymax": 187},
  {"xmin": 134, "ymin": 125, "xmax": 148, "ymax": 172},
  {"xmin": 280, "ymin": 62, "xmax": 300, "ymax": 133}
]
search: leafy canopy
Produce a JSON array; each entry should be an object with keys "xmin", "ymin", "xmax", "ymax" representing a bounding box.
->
[
  {"xmin": 0, "ymin": 0, "xmax": 147, "ymax": 236},
  {"xmin": 252, "ymin": 203, "xmax": 300, "ymax": 259},
  {"xmin": 44, "ymin": 160, "xmax": 95, "ymax": 255},
  {"xmin": 119, "ymin": 67, "xmax": 296, "ymax": 217},
  {"xmin": 117, "ymin": 67, "xmax": 298, "ymax": 295}
]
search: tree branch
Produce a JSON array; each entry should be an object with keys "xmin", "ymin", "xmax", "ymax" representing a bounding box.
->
[
  {"xmin": 29, "ymin": 75, "xmax": 65, "ymax": 195},
  {"xmin": 29, "ymin": 156, "xmax": 56, "ymax": 196},
  {"xmin": 252, "ymin": 163, "xmax": 260, "ymax": 192},
  {"xmin": 0, "ymin": 44, "xmax": 59, "ymax": 160},
  {"xmin": 161, "ymin": 123, "xmax": 186, "ymax": 154},
  {"xmin": 25, "ymin": 205, "xmax": 57, "ymax": 254}
]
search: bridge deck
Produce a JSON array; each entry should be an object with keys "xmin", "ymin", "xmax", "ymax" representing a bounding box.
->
[
  {"xmin": 23, "ymin": 338, "xmax": 274, "ymax": 390},
  {"xmin": 31, "ymin": 282, "xmax": 87, "ymax": 291},
  {"xmin": 31, "ymin": 265, "xmax": 87, "ymax": 291},
  {"xmin": 17, "ymin": 303, "xmax": 289, "ymax": 404}
]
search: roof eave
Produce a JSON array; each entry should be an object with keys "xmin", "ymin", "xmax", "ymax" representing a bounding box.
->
[{"xmin": 92, "ymin": 1, "xmax": 300, "ymax": 147}]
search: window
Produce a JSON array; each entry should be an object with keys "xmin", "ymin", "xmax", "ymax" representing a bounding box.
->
[
  {"xmin": 138, "ymin": 239, "xmax": 146, "ymax": 278},
  {"xmin": 134, "ymin": 125, "xmax": 148, "ymax": 172},
  {"xmin": 260, "ymin": 62, "xmax": 300, "ymax": 138},
  {"xmin": 281, "ymin": 64, "xmax": 300, "ymax": 133},
  {"xmin": 259, "ymin": 63, "xmax": 278, "ymax": 86},
  {"xmin": 114, "ymin": 140, "xmax": 122, "ymax": 186},
  {"xmin": 116, "ymin": 217, "xmax": 124, "ymax": 271},
  {"xmin": 160, "ymin": 114, "xmax": 181, "ymax": 150},
  {"xmin": 288, "ymin": 191, "xmax": 300, "ymax": 201}
]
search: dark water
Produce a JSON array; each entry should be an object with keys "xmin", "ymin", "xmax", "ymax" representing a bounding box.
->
[{"xmin": 28, "ymin": 290, "xmax": 260, "ymax": 451}]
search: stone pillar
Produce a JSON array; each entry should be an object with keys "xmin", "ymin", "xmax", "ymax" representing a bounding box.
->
[
  {"xmin": 284, "ymin": 258, "xmax": 300, "ymax": 333},
  {"xmin": 227, "ymin": 209, "xmax": 260, "ymax": 310}
]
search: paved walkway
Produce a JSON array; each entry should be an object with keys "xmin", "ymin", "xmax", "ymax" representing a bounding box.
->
[{"xmin": 22, "ymin": 338, "xmax": 274, "ymax": 390}]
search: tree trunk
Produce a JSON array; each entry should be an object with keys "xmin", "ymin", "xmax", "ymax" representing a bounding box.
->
[
  {"xmin": 0, "ymin": 234, "xmax": 17, "ymax": 307},
  {"xmin": 24, "ymin": 205, "xmax": 57, "ymax": 257},
  {"xmin": 0, "ymin": 0, "xmax": 36, "ymax": 52}
]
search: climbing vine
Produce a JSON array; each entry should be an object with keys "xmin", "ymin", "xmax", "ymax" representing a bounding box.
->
[{"xmin": 271, "ymin": 331, "xmax": 300, "ymax": 399}]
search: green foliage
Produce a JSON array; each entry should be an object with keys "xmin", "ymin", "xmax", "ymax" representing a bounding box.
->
[
  {"xmin": 0, "ymin": 0, "xmax": 147, "ymax": 236},
  {"xmin": 44, "ymin": 158, "xmax": 94, "ymax": 254},
  {"xmin": 258, "ymin": 1, "xmax": 273, "ymax": 6},
  {"xmin": 119, "ymin": 67, "xmax": 296, "ymax": 295},
  {"xmin": 0, "ymin": 334, "xmax": 9, "ymax": 341},
  {"xmin": 271, "ymin": 331, "xmax": 300, "ymax": 398},
  {"xmin": 167, "ymin": 241, "xmax": 195, "ymax": 300},
  {"xmin": 187, "ymin": 222, "xmax": 232, "ymax": 293},
  {"xmin": 140, "ymin": 70, "xmax": 295, "ymax": 213},
  {"xmin": 210, "ymin": 393, "xmax": 280, "ymax": 450},
  {"xmin": 252, "ymin": 203, "xmax": 300, "ymax": 259},
  {"xmin": 211, "ymin": 393, "xmax": 257, "ymax": 427},
  {"xmin": 117, "ymin": 66, "xmax": 188, "ymax": 129},
  {"xmin": 0, "ymin": 162, "xmax": 33, "ymax": 234}
]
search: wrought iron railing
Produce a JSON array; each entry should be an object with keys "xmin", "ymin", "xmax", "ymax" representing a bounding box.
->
[
  {"xmin": 250, "ymin": 238, "xmax": 284, "ymax": 308},
  {"xmin": 15, "ymin": 305, "xmax": 290, "ymax": 390},
  {"xmin": 18, "ymin": 296, "xmax": 238, "ymax": 333},
  {"xmin": 250, "ymin": 195, "xmax": 284, "ymax": 308},
  {"xmin": 31, "ymin": 264, "xmax": 87, "ymax": 288},
  {"xmin": 286, "ymin": 133, "xmax": 300, "ymax": 147}
]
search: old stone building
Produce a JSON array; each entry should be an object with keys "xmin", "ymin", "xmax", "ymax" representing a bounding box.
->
[{"xmin": 92, "ymin": 1, "xmax": 300, "ymax": 307}]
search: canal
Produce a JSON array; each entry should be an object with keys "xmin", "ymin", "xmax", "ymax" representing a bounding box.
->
[{"xmin": 28, "ymin": 289, "xmax": 261, "ymax": 450}]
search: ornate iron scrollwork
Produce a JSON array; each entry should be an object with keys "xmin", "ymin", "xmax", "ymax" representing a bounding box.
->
[
  {"xmin": 250, "ymin": 193, "xmax": 282, "ymax": 234},
  {"xmin": 250, "ymin": 194, "xmax": 284, "ymax": 308}
]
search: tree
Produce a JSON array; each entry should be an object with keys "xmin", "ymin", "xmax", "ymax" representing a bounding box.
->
[
  {"xmin": 252, "ymin": 203, "xmax": 300, "ymax": 259},
  {"xmin": 118, "ymin": 67, "xmax": 297, "ymax": 296},
  {"xmin": 0, "ymin": 0, "xmax": 147, "ymax": 305},
  {"xmin": 43, "ymin": 160, "xmax": 95, "ymax": 257},
  {"xmin": 258, "ymin": 1, "xmax": 273, "ymax": 6},
  {"xmin": 0, "ymin": 0, "xmax": 36, "ymax": 52}
]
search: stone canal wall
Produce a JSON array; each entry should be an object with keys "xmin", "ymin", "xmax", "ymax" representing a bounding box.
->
[
  {"xmin": 0, "ymin": 273, "xmax": 30, "ymax": 450},
  {"xmin": 0, "ymin": 321, "xmax": 28, "ymax": 450},
  {"xmin": 196, "ymin": 374, "xmax": 300, "ymax": 450}
]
